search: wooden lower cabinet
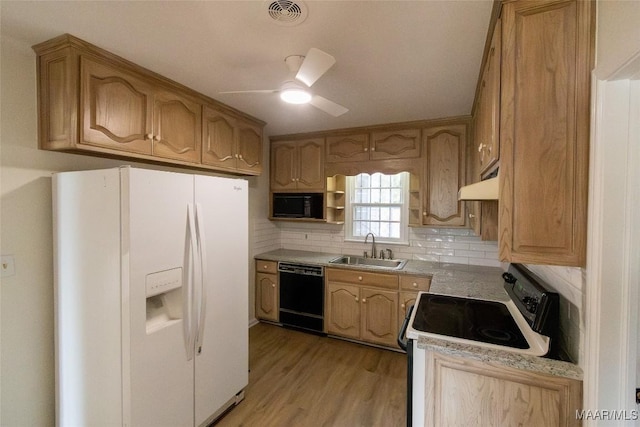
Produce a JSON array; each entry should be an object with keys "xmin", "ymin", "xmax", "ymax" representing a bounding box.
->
[
  {"xmin": 422, "ymin": 350, "xmax": 582, "ymax": 427},
  {"xmin": 399, "ymin": 291, "xmax": 418, "ymax": 327},
  {"xmin": 325, "ymin": 283, "xmax": 397, "ymax": 347},
  {"xmin": 325, "ymin": 268, "xmax": 431, "ymax": 349},
  {"xmin": 360, "ymin": 288, "xmax": 398, "ymax": 347},
  {"xmin": 325, "ymin": 283, "xmax": 361, "ymax": 340},
  {"xmin": 255, "ymin": 260, "xmax": 278, "ymax": 322}
]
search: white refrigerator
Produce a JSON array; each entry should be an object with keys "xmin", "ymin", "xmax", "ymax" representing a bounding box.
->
[{"xmin": 53, "ymin": 166, "xmax": 248, "ymax": 426}]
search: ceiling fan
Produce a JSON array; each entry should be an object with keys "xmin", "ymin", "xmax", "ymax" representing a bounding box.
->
[{"xmin": 221, "ymin": 48, "xmax": 349, "ymax": 117}]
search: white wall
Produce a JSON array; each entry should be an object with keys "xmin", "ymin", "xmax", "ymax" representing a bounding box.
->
[
  {"xmin": 583, "ymin": 0, "xmax": 640, "ymax": 422},
  {"xmin": 0, "ymin": 35, "xmax": 268, "ymax": 425}
]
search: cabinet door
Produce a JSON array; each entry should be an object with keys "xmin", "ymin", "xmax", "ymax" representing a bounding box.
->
[
  {"xmin": 423, "ymin": 124, "xmax": 467, "ymax": 226},
  {"xmin": 478, "ymin": 19, "xmax": 501, "ymax": 177},
  {"xmin": 256, "ymin": 273, "xmax": 278, "ymax": 322},
  {"xmin": 499, "ymin": 0, "xmax": 592, "ymax": 266},
  {"xmin": 325, "ymin": 133, "xmax": 369, "ymax": 162},
  {"xmin": 80, "ymin": 56, "xmax": 153, "ymax": 154},
  {"xmin": 423, "ymin": 350, "xmax": 582, "ymax": 427},
  {"xmin": 399, "ymin": 291, "xmax": 418, "ymax": 334},
  {"xmin": 236, "ymin": 120, "xmax": 263, "ymax": 175},
  {"xmin": 360, "ymin": 288, "xmax": 398, "ymax": 347},
  {"xmin": 270, "ymin": 141, "xmax": 298, "ymax": 191},
  {"xmin": 201, "ymin": 106, "xmax": 236, "ymax": 170},
  {"xmin": 296, "ymin": 138, "xmax": 325, "ymax": 191},
  {"xmin": 326, "ymin": 283, "xmax": 360, "ymax": 340},
  {"xmin": 370, "ymin": 128, "xmax": 421, "ymax": 160},
  {"xmin": 152, "ymin": 89, "xmax": 202, "ymax": 163}
]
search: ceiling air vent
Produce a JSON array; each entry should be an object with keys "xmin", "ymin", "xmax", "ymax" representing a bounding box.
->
[{"xmin": 265, "ymin": 0, "xmax": 308, "ymax": 26}]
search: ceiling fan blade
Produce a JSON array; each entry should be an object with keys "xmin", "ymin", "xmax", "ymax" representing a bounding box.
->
[
  {"xmin": 309, "ymin": 95, "xmax": 348, "ymax": 117},
  {"xmin": 219, "ymin": 89, "xmax": 278, "ymax": 94},
  {"xmin": 296, "ymin": 48, "xmax": 336, "ymax": 87}
]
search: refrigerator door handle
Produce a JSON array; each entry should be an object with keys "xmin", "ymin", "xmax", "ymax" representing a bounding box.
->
[
  {"xmin": 184, "ymin": 203, "xmax": 199, "ymax": 361},
  {"xmin": 194, "ymin": 203, "xmax": 208, "ymax": 354}
]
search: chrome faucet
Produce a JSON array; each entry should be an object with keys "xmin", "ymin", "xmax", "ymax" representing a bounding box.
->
[{"xmin": 364, "ymin": 233, "xmax": 377, "ymax": 259}]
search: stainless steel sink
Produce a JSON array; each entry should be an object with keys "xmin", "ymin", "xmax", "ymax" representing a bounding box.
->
[{"xmin": 329, "ymin": 255, "xmax": 407, "ymax": 270}]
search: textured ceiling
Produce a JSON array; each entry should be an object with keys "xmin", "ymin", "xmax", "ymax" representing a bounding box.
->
[{"xmin": 1, "ymin": 0, "xmax": 493, "ymax": 136}]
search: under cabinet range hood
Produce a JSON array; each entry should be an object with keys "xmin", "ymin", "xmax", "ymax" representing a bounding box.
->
[{"xmin": 458, "ymin": 175, "xmax": 499, "ymax": 200}]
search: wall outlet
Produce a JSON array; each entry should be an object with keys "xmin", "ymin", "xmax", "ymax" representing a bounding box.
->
[{"xmin": 1, "ymin": 255, "xmax": 16, "ymax": 277}]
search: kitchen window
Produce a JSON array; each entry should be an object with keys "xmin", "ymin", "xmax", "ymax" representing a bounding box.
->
[{"xmin": 345, "ymin": 172, "xmax": 409, "ymax": 244}]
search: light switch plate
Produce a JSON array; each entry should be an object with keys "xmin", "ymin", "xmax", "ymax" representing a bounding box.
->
[{"xmin": 1, "ymin": 255, "xmax": 16, "ymax": 277}]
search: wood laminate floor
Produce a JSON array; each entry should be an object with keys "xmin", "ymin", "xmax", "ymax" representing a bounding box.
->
[{"xmin": 214, "ymin": 323, "xmax": 408, "ymax": 427}]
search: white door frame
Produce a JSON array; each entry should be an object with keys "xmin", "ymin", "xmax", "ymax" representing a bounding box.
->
[{"xmin": 584, "ymin": 51, "xmax": 640, "ymax": 424}]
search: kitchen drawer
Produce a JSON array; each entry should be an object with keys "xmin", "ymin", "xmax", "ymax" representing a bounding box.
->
[
  {"xmin": 326, "ymin": 268, "xmax": 398, "ymax": 290},
  {"xmin": 400, "ymin": 275, "xmax": 431, "ymax": 291},
  {"xmin": 255, "ymin": 260, "xmax": 278, "ymax": 274}
]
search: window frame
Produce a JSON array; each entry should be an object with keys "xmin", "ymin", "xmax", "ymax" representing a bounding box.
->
[{"xmin": 344, "ymin": 171, "xmax": 410, "ymax": 245}]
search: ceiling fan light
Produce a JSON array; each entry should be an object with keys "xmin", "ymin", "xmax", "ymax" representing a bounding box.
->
[{"xmin": 280, "ymin": 87, "xmax": 311, "ymax": 104}]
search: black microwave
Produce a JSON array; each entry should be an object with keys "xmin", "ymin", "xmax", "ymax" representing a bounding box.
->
[{"xmin": 272, "ymin": 193, "xmax": 324, "ymax": 219}]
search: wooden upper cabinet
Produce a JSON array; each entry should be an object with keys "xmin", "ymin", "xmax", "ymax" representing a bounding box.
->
[
  {"xmin": 422, "ymin": 124, "xmax": 467, "ymax": 226},
  {"xmin": 325, "ymin": 128, "xmax": 420, "ymax": 163},
  {"xmin": 270, "ymin": 138, "xmax": 324, "ymax": 191},
  {"xmin": 499, "ymin": 0, "xmax": 593, "ymax": 266},
  {"xmin": 370, "ymin": 128, "xmax": 421, "ymax": 160},
  {"xmin": 33, "ymin": 34, "xmax": 264, "ymax": 175},
  {"xmin": 326, "ymin": 133, "xmax": 369, "ymax": 163},
  {"xmin": 81, "ymin": 57, "xmax": 153, "ymax": 154},
  {"xmin": 202, "ymin": 107, "xmax": 237, "ymax": 170},
  {"xmin": 236, "ymin": 121, "xmax": 263, "ymax": 175},
  {"xmin": 152, "ymin": 89, "xmax": 201, "ymax": 163},
  {"xmin": 202, "ymin": 107, "xmax": 263, "ymax": 175},
  {"xmin": 297, "ymin": 139, "xmax": 325, "ymax": 190},
  {"xmin": 271, "ymin": 141, "xmax": 298, "ymax": 191},
  {"xmin": 82, "ymin": 55, "xmax": 202, "ymax": 164},
  {"xmin": 476, "ymin": 19, "xmax": 501, "ymax": 178}
]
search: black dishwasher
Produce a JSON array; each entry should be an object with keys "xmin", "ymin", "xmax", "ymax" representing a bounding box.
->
[{"xmin": 278, "ymin": 262, "xmax": 325, "ymax": 334}]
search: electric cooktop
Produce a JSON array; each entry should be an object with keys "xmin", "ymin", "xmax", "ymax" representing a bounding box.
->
[
  {"xmin": 406, "ymin": 264, "xmax": 560, "ymax": 357},
  {"xmin": 411, "ymin": 294, "xmax": 529, "ymax": 349}
]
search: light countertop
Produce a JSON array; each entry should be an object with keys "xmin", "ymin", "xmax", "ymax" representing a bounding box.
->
[{"xmin": 254, "ymin": 248, "xmax": 583, "ymax": 380}]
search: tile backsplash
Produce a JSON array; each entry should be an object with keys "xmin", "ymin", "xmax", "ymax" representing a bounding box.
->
[
  {"xmin": 255, "ymin": 221, "xmax": 501, "ymax": 268},
  {"xmin": 251, "ymin": 219, "xmax": 583, "ymax": 365}
]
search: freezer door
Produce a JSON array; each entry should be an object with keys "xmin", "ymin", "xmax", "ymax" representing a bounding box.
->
[
  {"xmin": 193, "ymin": 175, "xmax": 249, "ymax": 426},
  {"xmin": 127, "ymin": 168, "xmax": 196, "ymax": 426}
]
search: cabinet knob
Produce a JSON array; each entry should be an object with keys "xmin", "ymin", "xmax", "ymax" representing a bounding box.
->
[
  {"xmin": 146, "ymin": 133, "xmax": 153, "ymax": 140},
  {"xmin": 355, "ymin": 297, "xmax": 359, "ymax": 302},
  {"xmin": 272, "ymin": 283, "xmax": 275, "ymax": 288},
  {"xmin": 358, "ymin": 276, "xmax": 363, "ymax": 281},
  {"xmin": 412, "ymin": 282, "xmax": 418, "ymax": 287},
  {"xmin": 263, "ymin": 265, "xmax": 268, "ymax": 269},
  {"xmin": 401, "ymin": 303, "xmax": 405, "ymax": 308},
  {"xmin": 478, "ymin": 143, "xmax": 483, "ymax": 152},
  {"xmin": 362, "ymin": 298, "xmax": 366, "ymax": 303},
  {"xmin": 423, "ymin": 211, "xmax": 427, "ymax": 216},
  {"xmin": 238, "ymin": 154, "xmax": 243, "ymax": 159},
  {"xmin": 364, "ymin": 147, "xmax": 368, "ymax": 152},
  {"xmin": 154, "ymin": 135, "xmax": 161, "ymax": 142},
  {"xmin": 469, "ymin": 214, "xmax": 476, "ymax": 219},
  {"xmin": 291, "ymin": 178, "xmax": 296, "ymax": 182},
  {"xmin": 371, "ymin": 147, "xmax": 375, "ymax": 151}
]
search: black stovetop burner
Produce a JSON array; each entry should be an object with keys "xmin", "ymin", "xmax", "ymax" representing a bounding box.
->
[
  {"xmin": 411, "ymin": 294, "xmax": 530, "ymax": 349},
  {"xmin": 409, "ymin": 264, "xmax": 561, "ymax": 357}
]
